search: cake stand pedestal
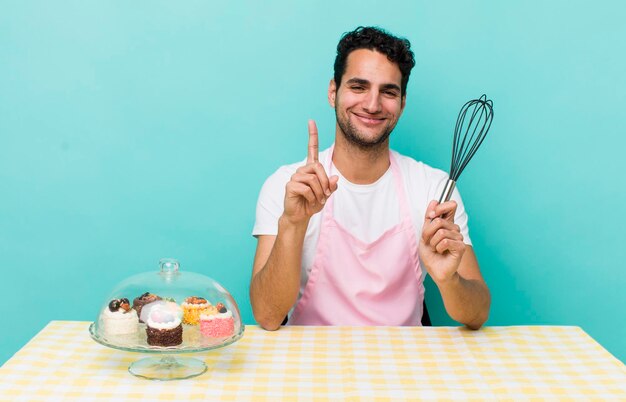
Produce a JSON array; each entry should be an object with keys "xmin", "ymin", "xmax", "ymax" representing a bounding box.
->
[{"xmin": 129, "ymin": 355, "xmax": 207, "ymax": 380}]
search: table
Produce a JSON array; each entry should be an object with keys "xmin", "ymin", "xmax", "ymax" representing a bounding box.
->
[{"xmin": 1, "ymin": 321, "xmax": 625, "ymax": 401}]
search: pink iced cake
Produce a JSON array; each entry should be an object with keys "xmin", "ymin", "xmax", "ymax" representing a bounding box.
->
[{"xmin": 200, "ymin": 303, "xmax": 234, "ymax": 338}]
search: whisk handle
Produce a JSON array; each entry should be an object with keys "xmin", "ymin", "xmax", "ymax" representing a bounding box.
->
[{"xmin": 438, "ymin": 179, "xmax": 456, "ymax": 204}]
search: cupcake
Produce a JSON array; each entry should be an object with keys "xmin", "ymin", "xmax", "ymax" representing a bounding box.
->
[
  {"xmin": 100, "ymin": 298, "xmax": 138, "ymax": 336},
  {"xmin": 132, "ymin": 292, "xmax": 162, "ymax": 323},
  {"xmin": 145, "ymin": 301, "xmax": 183, "ymax": 347},
  {"xmin": 200, "ymin": 303, "xmax": 235, "ymax": 338},
  {"xmin": 182, "ymin": 296, "xmax": 216, "ymax": 325}
]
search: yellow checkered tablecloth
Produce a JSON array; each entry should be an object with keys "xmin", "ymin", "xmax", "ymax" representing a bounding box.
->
[{"xmin": 1, "ymin": 322, "xmax": 625, "ymax": 401}]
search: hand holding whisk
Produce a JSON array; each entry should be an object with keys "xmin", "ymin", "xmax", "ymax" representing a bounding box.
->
[{"xmin": 438, "ymin": 94, "xmax": 494, "ymax": 204}]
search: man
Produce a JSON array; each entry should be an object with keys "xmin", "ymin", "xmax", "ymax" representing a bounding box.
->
[{"xmin": 250, "ymin": 26, "xmax": 490, "ymax": 330}]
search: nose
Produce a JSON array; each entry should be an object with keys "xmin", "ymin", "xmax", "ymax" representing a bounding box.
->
[{"xmin": 362, "ymin": 90, "xmax": 382, "ymax": 114}]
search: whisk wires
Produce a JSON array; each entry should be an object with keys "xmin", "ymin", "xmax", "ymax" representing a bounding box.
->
[
  {"xmin": 449, "ymin": 94, "xmax": 493, "ymax": 181},
  {"xmin": 438, "ymin": 94, "xmax": 494, "ymax": 204}
]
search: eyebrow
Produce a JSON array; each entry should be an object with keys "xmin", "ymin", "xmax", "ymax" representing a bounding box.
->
[
  {"xmin": 346, "ymin": 78, "xmax": 369, "ymax": 86},
  {"xmin": 345, "ymin": 78, "xmax": 401, "ymax": 92},
  {"xmin": 381, "ymin": 83, "xmax": 401, "ymax": 93}
]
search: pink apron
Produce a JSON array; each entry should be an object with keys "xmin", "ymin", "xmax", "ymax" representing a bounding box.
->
[{"xmin": 289, "ymin": 146, "xmax": 424, "ymax": 326}]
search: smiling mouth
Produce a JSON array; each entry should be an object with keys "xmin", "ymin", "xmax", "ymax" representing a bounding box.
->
[{"xmin": 353, "ymin": 113, "xmax": 386, "ymax": 125}]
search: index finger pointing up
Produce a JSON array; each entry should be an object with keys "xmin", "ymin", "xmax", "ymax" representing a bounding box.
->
[{"xmin": 307, "ymin": 119, "xmax": 319, "ymax": 163}]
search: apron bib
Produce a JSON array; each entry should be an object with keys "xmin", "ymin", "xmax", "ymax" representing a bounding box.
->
[{"xmin": 289, "ymin": 146, "xmax": 424, "ymax": 326}]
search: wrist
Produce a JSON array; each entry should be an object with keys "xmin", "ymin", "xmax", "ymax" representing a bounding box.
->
[
  {"xmin": 278, "ymin": 214, "xmax": 310, "ymax": 235},
  {"xmin": 434, "ymin": 271, "xmax": 461, "ymax": 290}
]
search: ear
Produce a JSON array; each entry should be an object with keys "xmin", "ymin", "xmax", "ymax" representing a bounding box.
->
[
  {"xmin": 328, "ymin": 79, "xmax": 337, "ymax": 108},
  {"xmin": 400, "ymin": 95, "xmax": 406, "ymax": 112}
]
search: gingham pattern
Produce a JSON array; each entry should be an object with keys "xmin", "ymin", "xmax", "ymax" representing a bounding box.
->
[{"xmin": 1, "ymin": 322, "xmax": 624, "ymax": 401}]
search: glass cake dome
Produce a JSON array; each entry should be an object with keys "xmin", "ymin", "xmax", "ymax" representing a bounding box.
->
[{"xmin": 89, "ymin": 258, "xmax": 245, "ymax": 380}]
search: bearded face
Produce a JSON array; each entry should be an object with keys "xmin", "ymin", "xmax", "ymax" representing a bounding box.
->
[{"xmin": 330, "ymin": 49, "xmax": 405, "ymax": 151}]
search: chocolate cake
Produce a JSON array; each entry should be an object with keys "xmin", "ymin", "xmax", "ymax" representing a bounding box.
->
[
  {"xmin": 146, "ymin": 324, "xmax": 183, "ymax": 346},
  {"xmin": 132, "ymin": 292, "xmax": 162, "ymax": 323},
  {"xmin": 144, "ymin": 301, "xmax": 184, "ymax": 347}
]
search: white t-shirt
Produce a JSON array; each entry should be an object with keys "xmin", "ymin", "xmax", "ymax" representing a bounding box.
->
[{"xmin": 253, "ymin": 146, "xmax": 472, "ymax": 306}]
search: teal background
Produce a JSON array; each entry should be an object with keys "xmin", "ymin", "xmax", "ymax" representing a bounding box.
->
[{"xmin": 1, "ymin": 1, "xmax": 624, "ymax": 365}]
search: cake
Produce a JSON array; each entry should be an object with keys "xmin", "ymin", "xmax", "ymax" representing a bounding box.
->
[
  {"xmin": 200, "ymin": 303, "xmax": 235, "ymax": 338},
  {"xmin": 100, "ymin": 298, "xmax": 138, "ymax": 336},
  {"xmin": 145, "ymin": 301, "xmax": 183, "ymax": 347},
  {"xmin": 182, "ymin": 296, "xmax": 216, "ymax": 325},
  {"xmin": 132, "ymin": 292, "xmax": 162, "ymax": 323}
]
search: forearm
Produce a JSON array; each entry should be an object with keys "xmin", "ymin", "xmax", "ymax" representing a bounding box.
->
[
  {"xmin": 436, "ymin": 272, "xmax": 491, "ymax": 330},
  {"xmin": 250, "ymin": 216, "xmax": 308, "ymax": 330}
]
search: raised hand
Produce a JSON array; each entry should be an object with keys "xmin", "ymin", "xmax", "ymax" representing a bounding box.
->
[
  {"xmin": 418, "ymin": 200, "xmax": 466, "ymax": 284},
  {"xmin": 282, "ymin": 120, "xmax": 339, "ymax": 226}
]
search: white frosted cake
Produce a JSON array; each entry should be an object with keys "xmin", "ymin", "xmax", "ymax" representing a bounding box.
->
[{"xmin": 100, "ymin": 298, "xmax": 138, "ymax": 335}]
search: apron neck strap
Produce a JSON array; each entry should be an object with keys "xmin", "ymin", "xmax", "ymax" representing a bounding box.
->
[{"xmin": 324, "ymin": 144, "xmax": 412, "ymax": 219}]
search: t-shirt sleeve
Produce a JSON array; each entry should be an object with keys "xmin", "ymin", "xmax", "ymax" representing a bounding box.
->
[{"xmin": 252, "ymin": 167, "xmax": 290, "ymax": 237}]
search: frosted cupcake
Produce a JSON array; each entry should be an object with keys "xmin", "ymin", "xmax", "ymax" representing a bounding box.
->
[
  {"xmin": 145, "ymin": 301, "xmax": 183, "ymax": 347},
  {"xmin": 100, "ymin": 298, "xmax": 138, "ymax": 336},
  {"xmin": 200, "ymin": 303, "xmax": 235, "ymax": 338},
  {"xmin": 182, "ymin": 296, "xmax": 216, "ymax": 325}
]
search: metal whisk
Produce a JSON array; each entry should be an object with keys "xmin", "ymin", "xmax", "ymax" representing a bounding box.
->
[{"xmin": 439, "ymin": 94, "xmax": 494, "ymax": 203}]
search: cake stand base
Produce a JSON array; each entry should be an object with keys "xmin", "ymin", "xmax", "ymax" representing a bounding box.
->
[{"xmin": 129, "ymin": 356, "xmax": 207, "ymax": 380}]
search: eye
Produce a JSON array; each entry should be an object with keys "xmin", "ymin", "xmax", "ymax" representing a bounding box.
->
[
  {"xmin": 350, "ymin": 86, "xmax": 365, "ymax": 92},
  {"xmin": 383, "ymin": 90, "xmax": 399, "ymax": 97}
]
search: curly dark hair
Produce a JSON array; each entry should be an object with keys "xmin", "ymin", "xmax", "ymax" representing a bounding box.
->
[{"xmin": 334, "ymin": 26, "xmax": 415, "ymax": 96}]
